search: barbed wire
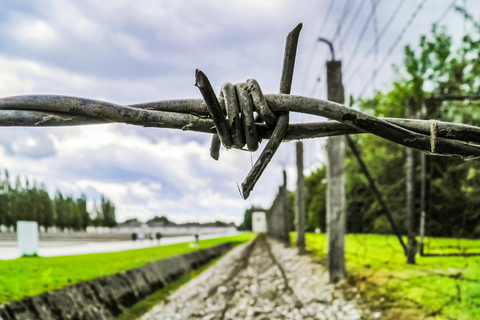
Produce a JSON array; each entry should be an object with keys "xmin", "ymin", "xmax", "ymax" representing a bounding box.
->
[
  {"xmin": 317, "ymin": 0, "xmax": 337, "ymax": 40},
  {"xmin": 2, "ymin": 75, "xmax": 480, "ymax": 197},
  {"xmin": 332, "ymin": 0, "xmax": 355, "ymax": 55},
  {"xmin": 344, "ymin": 0, "xmax": 383, "ymax": 72},
  {"xmin": 356, "ymin": 0, "xmax": 428, "ymax": 100},
  {"xmin": 436, "ymin": 0, "xmax": 459, "ymax": 25},
  {"xmin": 306, "ymin": 0, "xmax": 361, "ymax": 100},
  {"xmin": 339, "ymin": 0, "xmax": 368, "ymax": 52},
  {"xmin": 371, "ymin": 0, "xmax": 379, "ymax": 82},
  {"xmin": 300, "ymin": 0, "xmax": 339, "ymax": 97},
  {"xmin": 344, "ymin": 0, "xmax": 406, "ymax": 83}
]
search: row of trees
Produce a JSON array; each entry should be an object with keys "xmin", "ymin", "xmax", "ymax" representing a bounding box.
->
[
  {"xmin": 241, "ymin": 15, "xmax": 480, "ymax": 238},
  {"xmin": 0, "ymin": 170, "xmax": 116, "ymax": 231}
]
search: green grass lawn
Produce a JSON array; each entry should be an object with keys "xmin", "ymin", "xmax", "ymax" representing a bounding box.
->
[
  {"xmin": 0, "ymin": 233, "xmax": 254, "ymax": 304},
  {"xmin": 293, "ymin": 233, "xmax": 480, "ymax": 320}
]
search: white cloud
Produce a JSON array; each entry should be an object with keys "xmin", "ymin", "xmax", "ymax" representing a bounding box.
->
[{"xmin": 17, "ymin": 20, "xmax": 57, "ymax": 44}]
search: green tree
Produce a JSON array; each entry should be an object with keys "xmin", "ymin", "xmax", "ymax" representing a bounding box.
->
[
  {"xmin": 150, "ymin": 215, "xmax": 175, "ymax": 225},
  {"xmin": 239, "ymin": 206, "xmax": 254, "ymax": 231},
  {"xmin": 1, "ymin": 170, "xmax": 14, "ymax": 231},
  {"xmin": 305, "ymin": 166, "xmax": 327, "ymax": 232},
  {"xmin": 68, "ymin": 196, "xmax": 82, "ymax": 231},
  {"xmin": 54, "ymin": 191, "xmax": 68, "ymax": 231},
  {"xmin": 100, "ymin": 196, "xmax": 116, "ymax": 228},
  {"xmin": 77, "ymin": 194, "xmax": 90, "ymax": 231},
  {"xmin": 38, "ymin": 186, "xmax": 54, "ymax": 232},
  {"xmin": 91, "ymin": 203, "xmax": 104, "ymax": 227}
]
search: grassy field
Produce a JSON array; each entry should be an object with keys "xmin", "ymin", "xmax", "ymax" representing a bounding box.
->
[
  {"xmin": 295, "ymin": 233, "xmax": 480, "ymax": 320},
  {"xmin": 0, "ymin": 233, "xmax": 254, "ymax": 304}
]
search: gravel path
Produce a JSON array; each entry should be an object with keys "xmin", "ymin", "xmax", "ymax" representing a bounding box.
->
[{"xmin": 141, "ymin": 236, "xmax": 367, "ymax": 320}]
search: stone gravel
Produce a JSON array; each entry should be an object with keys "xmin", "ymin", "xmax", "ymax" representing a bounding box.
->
[{"xmin": 141, "ymin": 236, "xmax": 368, "ymax": 320}]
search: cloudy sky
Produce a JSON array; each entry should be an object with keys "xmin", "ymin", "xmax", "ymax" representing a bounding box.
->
[{"xmin": 0, "ymin": 0, "xmax": 476, "ymax": 224}]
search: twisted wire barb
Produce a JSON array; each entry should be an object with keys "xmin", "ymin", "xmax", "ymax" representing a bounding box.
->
[{"xmin": 2, "ymin": 75, "xmax": 480, "ymax": 198}]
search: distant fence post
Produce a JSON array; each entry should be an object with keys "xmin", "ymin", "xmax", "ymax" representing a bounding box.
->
[
  {"xmin": 326, "ymin": 60, "xmax": 346, "ymax": 283},
  {"xmin": 419, "ymin": 151, "xmax": 426, "ymax": 255},
  {"xmin": 406, "ymin": 97, "xmax": 417, "ymax": 264},
  {"xmin": 283, "ymin": 170, "xmax": 291, "ymax": 247},
  {"xmin": 266, "ymin": 173, "xmax": 290, "ymax": 245},
  {"xmin": 296, "ymin": 141, "xmax": 306, "ymax": 255}
]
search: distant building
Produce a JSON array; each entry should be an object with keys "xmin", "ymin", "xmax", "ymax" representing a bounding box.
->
[{"xmin": 252, "ymin": 211, "xmax": 267, "ymax": 233}]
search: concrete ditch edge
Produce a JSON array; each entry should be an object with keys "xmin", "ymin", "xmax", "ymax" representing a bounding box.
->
[{"xmin": 0, "ymin": 242, "xmax": 233, "ymax": 320}]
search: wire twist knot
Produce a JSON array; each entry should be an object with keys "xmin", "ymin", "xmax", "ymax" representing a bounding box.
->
[{"xmin": 208, "ymin": 79, "xmax": 282, "ymax": 160}]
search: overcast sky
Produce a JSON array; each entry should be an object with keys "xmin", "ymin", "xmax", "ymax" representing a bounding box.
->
[{"xmin": 0, "ymin": 0, "xmax": 477, "ymax": 224}]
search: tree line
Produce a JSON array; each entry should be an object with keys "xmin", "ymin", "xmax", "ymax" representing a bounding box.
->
[
  {"xmin": 241, "ymin": 15, "xmax": 480, "ymax": 239},
  {"xmin": 0, "ymin": 170, "xmax": 116, "ymax": 232}
]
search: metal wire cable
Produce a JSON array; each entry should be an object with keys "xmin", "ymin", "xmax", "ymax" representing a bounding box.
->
[
  {"xmin": 318, "ymin": 0, "xmax": 337, "ymax": 39},
  {"xmin": 339, "ymin": 0, "xmax": 368, "ymax": 51},
  {"xmin": 332, "ymin": 0, "xmax": 355, "ymax": 54},
  {"xmin": 300, "ymin": 0, "xmax": 338, "ymax": 96},
  {"xmin": 2, "ymin": 79, "xmax": 480, "ymax": 156},
  {"xmin": 436, "ymin": 0, "xmax": 458, "ymax": 25},
  {"xmin": 344, "ymin": 0, "xmax": 383, "ymax": 72},
  {"xmin": 3, "ymin": 72, "xmax": 480, "ymax": 198},
  {"xmin": 370, "ymin": 0, "xmax": 378, "ymax": 86},
  {"xmin": 357, "ymin": 0, "xmax": 428, "ymax": 99},
  {"xmin": 344, "ymin": 0, "xmax": 406, "ymax": 83},
  {"xmin": 307, "ymin": 0, "xmax": 360, "ymax": 101}
]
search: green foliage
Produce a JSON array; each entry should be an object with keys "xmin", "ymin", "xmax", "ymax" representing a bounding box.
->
[
  {"xmin": 0, "ymin": 233, "xmax": 255, "ymax": 304},
  {"xmin": 69, "ymin": 197, "xmax": 82, "ymax": 231},
  {"xmin": 54, "ymin": 192, "xmax": 68, "ymax": 231},
  {"xmin": 100, "ymin": 196, "xmax": 116, "ymax": 228},
  {"xmin": 305, "ymin": 167, "xmax": 327, "ymax": 232},
  {"xmin": 238, "ymin": 206, "xmax": 254, "ymax": 231}
]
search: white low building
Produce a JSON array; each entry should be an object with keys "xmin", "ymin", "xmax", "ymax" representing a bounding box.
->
[{"xmin": 252, "ymin": 211, "xmax": 267, "ymax": 233}]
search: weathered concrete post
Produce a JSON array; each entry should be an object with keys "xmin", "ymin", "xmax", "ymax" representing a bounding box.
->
[
  {"xmin": 419, "ymin": 152, "xmax": 426, "ymax": 256},
  {"xmin": 406, "ymin": 98, "xmax": 417, "ymax": 264},
  {"xmin": 266, "ymin": 173, "xmax": 290, "ymax": 245},
  {"xmin": 283, "ymin": 170, "xmax": 291, "ymax": 247},
  {"xmin": 296, "ymin": 141, "xmax": 306, "ymax": 255},
  {"xmin": 326, "ymin": 60, "xmax": 346, "ymax": 283}
]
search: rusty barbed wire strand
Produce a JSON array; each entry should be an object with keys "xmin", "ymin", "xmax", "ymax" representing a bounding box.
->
[
  {"xmin": 2, "ymin": 74, "xmax": 480, "ymax": 198},
  {"xmin": 2, "ymin": 91, "xmax": 480, "ymax": 156}
]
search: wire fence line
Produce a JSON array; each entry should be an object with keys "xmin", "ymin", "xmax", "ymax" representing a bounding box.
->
[{"xmin": 2, "ymin": 90, "xmax": 480, "ymax": 155}]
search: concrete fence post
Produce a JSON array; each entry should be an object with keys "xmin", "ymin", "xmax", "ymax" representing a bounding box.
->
[
  {"xmin": 296, "ymin": 141, "xmax": 306, "ymax": 255},
  {"xmin": 266, "ymin": 172, "xmax": 290, "ymax": 245},
  {"xmin": 406, "ymin": 98, "xmax": 417, "ymax": 264},
  {"xmin": 283, "ymin": 170, "xmax": 291, "ymax": 247},
  {"xmin": 326, "ymin": 60, "xmax": 346, "ymax": 283}
]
